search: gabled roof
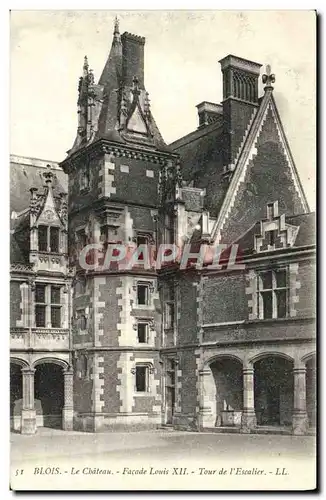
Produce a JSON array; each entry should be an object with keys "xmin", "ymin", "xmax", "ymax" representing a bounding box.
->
[
  {"xmin": 170, "ymin": 117, "xmax": 223, "ymax": 152},
  {"xmin": 210, "ymin": 89, "xmax": 310, "ymax": 244},
  {"xmin": 10, "ymin": 155, "xmax": 67, "ymax": 214}
]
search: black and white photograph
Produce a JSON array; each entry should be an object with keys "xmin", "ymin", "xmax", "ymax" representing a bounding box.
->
[{"xmin": 9, "ymin": 10, "xmax": 316, "ymax": 491}]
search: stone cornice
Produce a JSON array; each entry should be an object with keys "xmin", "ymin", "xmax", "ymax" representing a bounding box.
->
[
  {"xmin": 202, "ymin": 316, "xmax": 315, "ymax": 330},
  {"xmin": 60, "ymin": 139, "xmax": 178, "ymax": 173}
]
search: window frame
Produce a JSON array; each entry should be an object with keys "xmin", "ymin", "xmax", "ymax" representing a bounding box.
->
[
  {"xmin": 257, "ymin": 268, "xmax": 289, "ymax": 320},
  {"xmin": 34, "ymin": 283, "xmax": 62, "ymax": 328},
  {"xmin": 164, "ymin": 214, "xmax": 174, "ymax": 245},
  {"xmin": 165, "ymin": 358, "xmax": 176, "ymax": 388},
  {"xmin": 35, "ymin": 284, "xmax": 46, "ymax": 327},
  {"xmin": 137, "ymin": 322, "xmax": 149, "ymax": 344},
  {"xmin": 137, "ymin": 283, "xmax": 150, "ymax": 306},
  {"xmin": 164, "ymin": 282, "xmax": 175, "ymax": 329},
  {"xmin": 80, "ymin": 164, "xmax": 90, "ymax": 193},
  {"xmin": 38, "ymin": 225, "xmax": 60, "ymax": 253},
  {"xmin": 135, "ymin": 365, "xmax": 149, "ymax": 393}
]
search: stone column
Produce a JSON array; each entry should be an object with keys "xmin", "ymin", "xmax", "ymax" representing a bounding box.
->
[
  {"xmin": 62, "ymin": 368, "xmax": 74, "ymax": 431},
  {"xmin": 241, "ymin": 365, "xmax": 257, "ymax": 433},
  {"xmin": 61, "ymin": 285, "xmax": 69, "ymax": 329},
  {"xmin": 21, "ymin": 368, "xmax": 36, "ymax": 435},
  {"xmin": 198, "ymin": 369, "xmax": 216, "ymax": 429},
  {"xmin": 292, "ymin": 364, "xmax": 308, "ymax": 435}
]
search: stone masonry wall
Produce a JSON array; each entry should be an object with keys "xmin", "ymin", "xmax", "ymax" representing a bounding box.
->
[{"xmin": 10, "ymin": 281, "xmax": 22, "ymax": 327}]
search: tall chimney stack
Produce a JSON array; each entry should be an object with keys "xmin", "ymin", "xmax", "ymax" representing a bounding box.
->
[
  {"xmin": 121, "ymin": 32, "xmax": 145, "ymax": 89},
  {"xmin": 219, "ymin": 55, "xmax": 262, "ymax": 168}
]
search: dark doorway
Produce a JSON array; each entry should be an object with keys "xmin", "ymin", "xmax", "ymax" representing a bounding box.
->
[
  {"xmin": 166, "ymin": 387, "xmax": 175, "ymax": 424},
  {"xmin": 165, "ymin": 359, "xmax": 176, "ymax": 424},
  {"xmin": 210, "ymin": 357, "xmax": 243, "ymax": 427},
  {"xmin": 10, "ymin": 363, "xmax": 23, "ymax": 431},
  {"xmin": 254, "ymin": 356, "xmax": 293, "ymax": 426},
  {"xmin": 35, "ymin": 363, "xmax": 64, "ymax": 429},
  {"xmin": 306, "ymin": 356, "xmax": 316, "ymax": 428}
]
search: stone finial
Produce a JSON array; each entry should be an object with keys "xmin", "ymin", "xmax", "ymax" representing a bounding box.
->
[
  {"xmin": 114, "ymin": 16, "xmax": 119, "ymax": 34},
  {"xmin": 43, "ymin": 165, "xmax": 54, "ymax": 186},
  {"xmin": 29, "ymin": 187, "xmax": 38, "ymax": 199},
  {"xmin": 262, "ymin": 64, "xmax": 275, "ymax": 90},
  {"xmin": 113, "ymin": 16, "xmax": 121, "ymax": 44},
  {"xmin": 88, "ymin": 69, "xmax": 94, "ymax": 85}
]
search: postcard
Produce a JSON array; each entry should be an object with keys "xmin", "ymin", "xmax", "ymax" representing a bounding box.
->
[{"xmin": 10, "ymin": 10, "xmax": 316, "ymax": 491}]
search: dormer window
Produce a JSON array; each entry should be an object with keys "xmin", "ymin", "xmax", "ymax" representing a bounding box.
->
[
  {"xmin": 38, "ymin": 226, "xmax": 48, "ymax": 251},
  {"xmin": 38, "ymin": 225, "xmax": 60, "ymax": 253},
  {"xmin": 50, "ymin": 227, "xmax": 59, "ymax": 252}
]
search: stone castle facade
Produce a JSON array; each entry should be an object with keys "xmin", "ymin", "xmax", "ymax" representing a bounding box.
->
[{"xmin": 10, "ymin": 21, "xmax": 316, "ymax": 435}]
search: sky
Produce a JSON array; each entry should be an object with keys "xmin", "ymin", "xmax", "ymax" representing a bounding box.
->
[{"xmin": 10, "ymin": 10, "xmax": 316, "ymax": 209}]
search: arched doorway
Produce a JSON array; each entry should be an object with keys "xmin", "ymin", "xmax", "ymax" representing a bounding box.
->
[
  {"xmin": 10, "ymin": 362, "xmax": 23, "ymax": 431},
  {"xmin": 210, "ymin": 357, "xmax": 243, "ymax": 427},
  {"xmin": 306, "ymin": 355, "xmax": 316, "ymax": 428},
  {"xmin": 34, "ymin": 363, "xmax": 64, "ymax": 429},
  {"xmin": 254, "ymin": 355, "xmax": 293, "ymax": 427}
]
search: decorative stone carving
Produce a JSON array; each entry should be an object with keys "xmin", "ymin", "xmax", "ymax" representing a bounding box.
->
[{"xmin": 262, "ymin": 64, "xmax": 276, "ymax": 89}]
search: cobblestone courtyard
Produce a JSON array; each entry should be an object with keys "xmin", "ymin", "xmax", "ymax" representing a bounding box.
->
[{"xmin": 10, "ymin": 428, "xmax": 316, "ymax": 491}]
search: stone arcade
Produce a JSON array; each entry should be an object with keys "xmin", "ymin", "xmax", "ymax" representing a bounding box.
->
[{"xmin": 10, "ymin": 20, "xmax": 315, "ymax": 435}]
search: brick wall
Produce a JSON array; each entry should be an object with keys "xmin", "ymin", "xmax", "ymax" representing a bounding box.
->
[
  {"xmin": 202, "ymin": 318, "xmax": 315, "ymax": 344},
  {"xmin": 222, "ymin": 99, "xmax": 257, "ymax": 165},
  {"xmin": 98, "ymin": 276, "xmax": 121, "ymax": 346},
  {"xmin": 104, "ymin": 154, "xmax": 160, "ymax": 207},
  {"xmin": 101, "ymin": 351, "xmax": 122, "ymax": 413},
  {"xmin": 68, "ymin": 156, "xmax": 102, "ymax": 214},
  {"xmin": 220, "ymin": 108, "xmax": 306, "ymax": 245},
  {"xmin": 203, "ymin": 272, "xmax": 247, "ymax": 324},
  {"xmin": 73, "ymin": 355, "xmax": 93, "ymax": 414},
  {"xmin": 175, "ymin": 349, "xmax": 198, "ymax": 429},
  {"xmin": 178, "ymin": 274, "xmax": 199, "ymax": 345},
  {"xmin": 296, "ymin": 260, "xmax": 316, "ymax": 318}
]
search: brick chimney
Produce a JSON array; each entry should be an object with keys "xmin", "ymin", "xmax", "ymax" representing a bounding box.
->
[
  {"xmin": 121, "ymin": 32, "xmax": 145, "ymax": 89},
  {"xmin": 196, "ymin": 101, "xmax": 223, "ymax": 128},
  {"xmin": 219, "ymin": 55, "xmax": 262, "ymax": 168}
]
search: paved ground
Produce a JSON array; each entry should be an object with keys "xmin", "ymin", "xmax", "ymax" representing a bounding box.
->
[{"xmin": 10, "ymin": 428, "xmax": 316, "ymax": 491}]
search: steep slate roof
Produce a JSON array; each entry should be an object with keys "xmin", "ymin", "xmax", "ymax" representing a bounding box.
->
[
  {"xmin": 10, "ymin": 233, "xmax": 27, "ymax": 263},
  {"xmin": 10, "ymin": 155, "xmax": 68, "ymax": 265},
  {"xmin": 10, "ymin": 155, "xmax": 67, "ymax": 214},
  {"xmin": 170, "ymin": 119, "xmax": 226, "ymax": 216},
  {"xmin": 66, "ymin": 23, "xmax": 170, "ymax": 159}
]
